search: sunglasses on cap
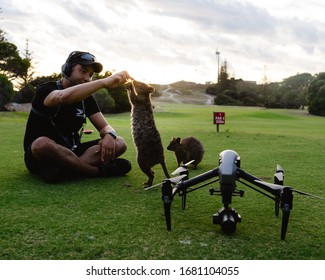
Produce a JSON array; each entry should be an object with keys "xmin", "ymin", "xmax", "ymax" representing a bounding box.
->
[
  {"xmin": 66, "ymin": 51, "xmax": 103, "ymax": 73},
  {"xmin": 79, "ymin": 53, "xmax": 96, "ymax": 62},
  {"xmin": 67, "ymin": 51, "xmax": 96, "ymax": 63}
]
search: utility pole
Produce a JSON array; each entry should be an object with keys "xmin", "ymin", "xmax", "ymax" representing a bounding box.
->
[{"xmin": 216, "ymin": 50, "xmax": 220, "ymax": 83}]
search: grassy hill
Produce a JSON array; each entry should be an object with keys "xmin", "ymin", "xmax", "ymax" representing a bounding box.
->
[{"xmin": 152, "ymin": 81, "xmax": 215, "ymax": 105}]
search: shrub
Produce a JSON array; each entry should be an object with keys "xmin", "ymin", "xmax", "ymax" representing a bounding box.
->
[{"xmin": 94, "ymin": 88, "xmax": 115, "ymax": 114}]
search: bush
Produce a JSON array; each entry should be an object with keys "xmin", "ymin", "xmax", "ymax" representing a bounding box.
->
[
  {"xmin": 94, "ymin": 86, "xmax": 131, "ymax": 114},
  {"xmin": 239, "ymin": 90, "xmax": 260, "ymax": 106},
  {"xmin": 94, "ymin": 88, "xmax": 115, "ymax": 114},
  {"xmin": 214, "ymin": 93, "xmax": 242, "ymax": 106},
  {"xmin": 107, "ymin": 85, "xmax": 131, "ymax": 113}
]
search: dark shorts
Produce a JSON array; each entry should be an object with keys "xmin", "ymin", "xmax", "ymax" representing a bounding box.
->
[{"xmin": 24, "ymin": 139, "xmax": 100, "ymax": 175}]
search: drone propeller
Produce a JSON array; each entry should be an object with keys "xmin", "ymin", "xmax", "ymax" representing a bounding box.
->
[
  {"xmin": 253, "ymin": 180, "xmax": 325, "ymax": 200},
  {"xmin": 171, "ymin": 160, "xmax": 195, "ymax": 210},
  {"xmin": 171, "ymin": 160, "xmax": 195, "ymax": 175},
  {"xmin": 273, "ymin": 165, "xmax": 284, "ymax": 217},
  {"xmin": 274, "ymin": 164, "xmax": 284, "ymax": 185},
  {"xmin": 145, "ymin": 175, "xmax": 187, "ymax": 190},
  {"xmin": 290, "ymin": 189, "xmax": 325, "ymax": 200},
  {"xmin": 169, "ymin": 174, "xmax": 187, "ymax": 184}
]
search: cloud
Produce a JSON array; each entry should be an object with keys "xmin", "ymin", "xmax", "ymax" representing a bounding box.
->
[{"xmin": 1, "ymin": 0, "xmax": 324, "ymax": 84}]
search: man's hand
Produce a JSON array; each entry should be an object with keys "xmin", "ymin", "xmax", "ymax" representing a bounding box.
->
[
  {"xmin": 99, "ymin": 135, "xmax": 116, "ymax": 163},
  {"xmin": 105, "ymin": 71, "xmax": 133, "ymax": 88}
]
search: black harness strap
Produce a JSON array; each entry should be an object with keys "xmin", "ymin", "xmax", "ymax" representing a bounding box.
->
[{"xmin": 31, "ymin": 80, "xmax": 87, "ymax": 151}]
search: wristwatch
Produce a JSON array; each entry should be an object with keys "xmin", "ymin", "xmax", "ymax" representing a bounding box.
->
[{"xmin": 106, "ymin": 130, "xmax": 117, "ymax": 139}]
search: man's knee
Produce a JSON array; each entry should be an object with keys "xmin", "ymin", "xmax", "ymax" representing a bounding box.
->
[
  {"xmin": 116, "ymin": 136, "xmax": 127, "ymax": 156},
  {"xmin": 31, "ymin": 137, "xmax": 56, "ymax": 158}
]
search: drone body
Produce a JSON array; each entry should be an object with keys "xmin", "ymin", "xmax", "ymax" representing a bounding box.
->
[{"xmin": 158, "ymin": 149, "xmax": 324, "ymax": 240}]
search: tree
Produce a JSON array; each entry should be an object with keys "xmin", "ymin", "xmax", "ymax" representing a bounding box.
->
[
  {"xmin": 0, "ymin": 23, "xmax": 15, "ymax": 109},
  {"xmin": 12, "ymin": 40, "xmax": 36, "ymax": 102},
  {"xmin": 18, "ymin": 39, "xmax": 34, "ymax": 88},
  {"xmin": 0, "ymin": 8, "xmax": 4, "ymax": 42},
  {"xmin": 258, "ymin": 73, "xmax": 312, "ymax": 109},
  {"xmin": 1, "ymin": 20, "xmax": 33, "ymax": 105},
  {"xmin": 0, "ymin": 74, "xmax": 13, "ymax": 110},
  {"xmin": 280, "ymin": 73, "xmax": 313, "ymax": 109},
  {"xmin": 259, "ymin": 65, "xmax": 270, "ymax": 107},
  {"xmin": 95, "ymin": 70, "xmax": 131, "ymax": 113},
  {"xmin": 205, "ymin": 60, "xmax": 235, "ymax": 100},
  {"xmin": 307, "ymin": 72, "xmax": 325, "ymax": 116},
  {"xmin": 1, "ymin": 7, "xmax": 30, "ymax": 82},
  {"xmin": 0, "ymin": 40, "xmax": 29, "ymax": 80},
  {"xmin": 218, "ymin": 60, "xmax": 230, "ymax": 90}
]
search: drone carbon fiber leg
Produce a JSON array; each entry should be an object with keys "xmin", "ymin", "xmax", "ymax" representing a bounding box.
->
[
  {"xmin": 281, "ymin": 204, "xmax": 290, "ymax": 240},
  {"xmin": 280, "ymin": 187, "xmax": 293, "ymax": 240},
  {"xmin": 179, "ymin": 170, "xmax": 189, "ymax": 210},
  {"xmin": 161, "ymin": 180, "xmax": 173, "ymax": 231}
]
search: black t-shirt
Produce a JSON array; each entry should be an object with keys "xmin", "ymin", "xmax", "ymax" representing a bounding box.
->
[{"xmin": 23, "ymin": 81, "xmax": 100, "ymax": 151}]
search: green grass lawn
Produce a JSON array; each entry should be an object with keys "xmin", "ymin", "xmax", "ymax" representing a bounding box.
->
[{"xmin": 0, "ymin": 104, "xmax": 324, "ymax": 260}]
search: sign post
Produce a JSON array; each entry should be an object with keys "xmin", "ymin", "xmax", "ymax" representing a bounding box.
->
[{"xmin": 213, "ymin": 111, "xmax": 225, "ymax": 133}]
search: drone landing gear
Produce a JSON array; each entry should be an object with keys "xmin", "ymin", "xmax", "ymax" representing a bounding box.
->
[
  {"xmin": 213, "ymin": 207, "xmax": 241, "ymax": 234},
  {"xmin": 280, "ymin": 187, "xmax": 293, "ymax": 240},
  {"xmin": 161, "ymin": 179, "xmax": 173, "ymax": 231}
]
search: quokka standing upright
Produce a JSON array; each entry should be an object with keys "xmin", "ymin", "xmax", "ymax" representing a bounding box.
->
[{"xmin": 127, "ymin": 80, "xmax": 170, "ymax": 187}]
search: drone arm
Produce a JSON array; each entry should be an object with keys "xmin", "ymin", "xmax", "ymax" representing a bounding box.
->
[
  {"xmin": 238, "ymin": 179, "xmax": 276, "ymax": 201},
  {"xmin": 237, "ymin": 168, "xmax": 282, "ymax": 196},
  {"xmin": 173, "ymin": 168, "xmax": 219, "ymax": 195}
]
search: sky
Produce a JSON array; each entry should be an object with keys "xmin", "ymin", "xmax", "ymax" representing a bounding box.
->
[{"xmin": 1, "ymin": 0, "xmax": 324, "ymax": 85}]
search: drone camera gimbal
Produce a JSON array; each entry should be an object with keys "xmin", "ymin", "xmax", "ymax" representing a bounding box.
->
[{"xmin": 158, "ymin": 149, "xmax": 324, "ymax": 240}]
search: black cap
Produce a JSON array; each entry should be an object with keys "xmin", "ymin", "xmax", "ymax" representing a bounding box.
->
[{"xmin": 66, "ymin": 51, "xmax": 103, "ymax": 73}]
